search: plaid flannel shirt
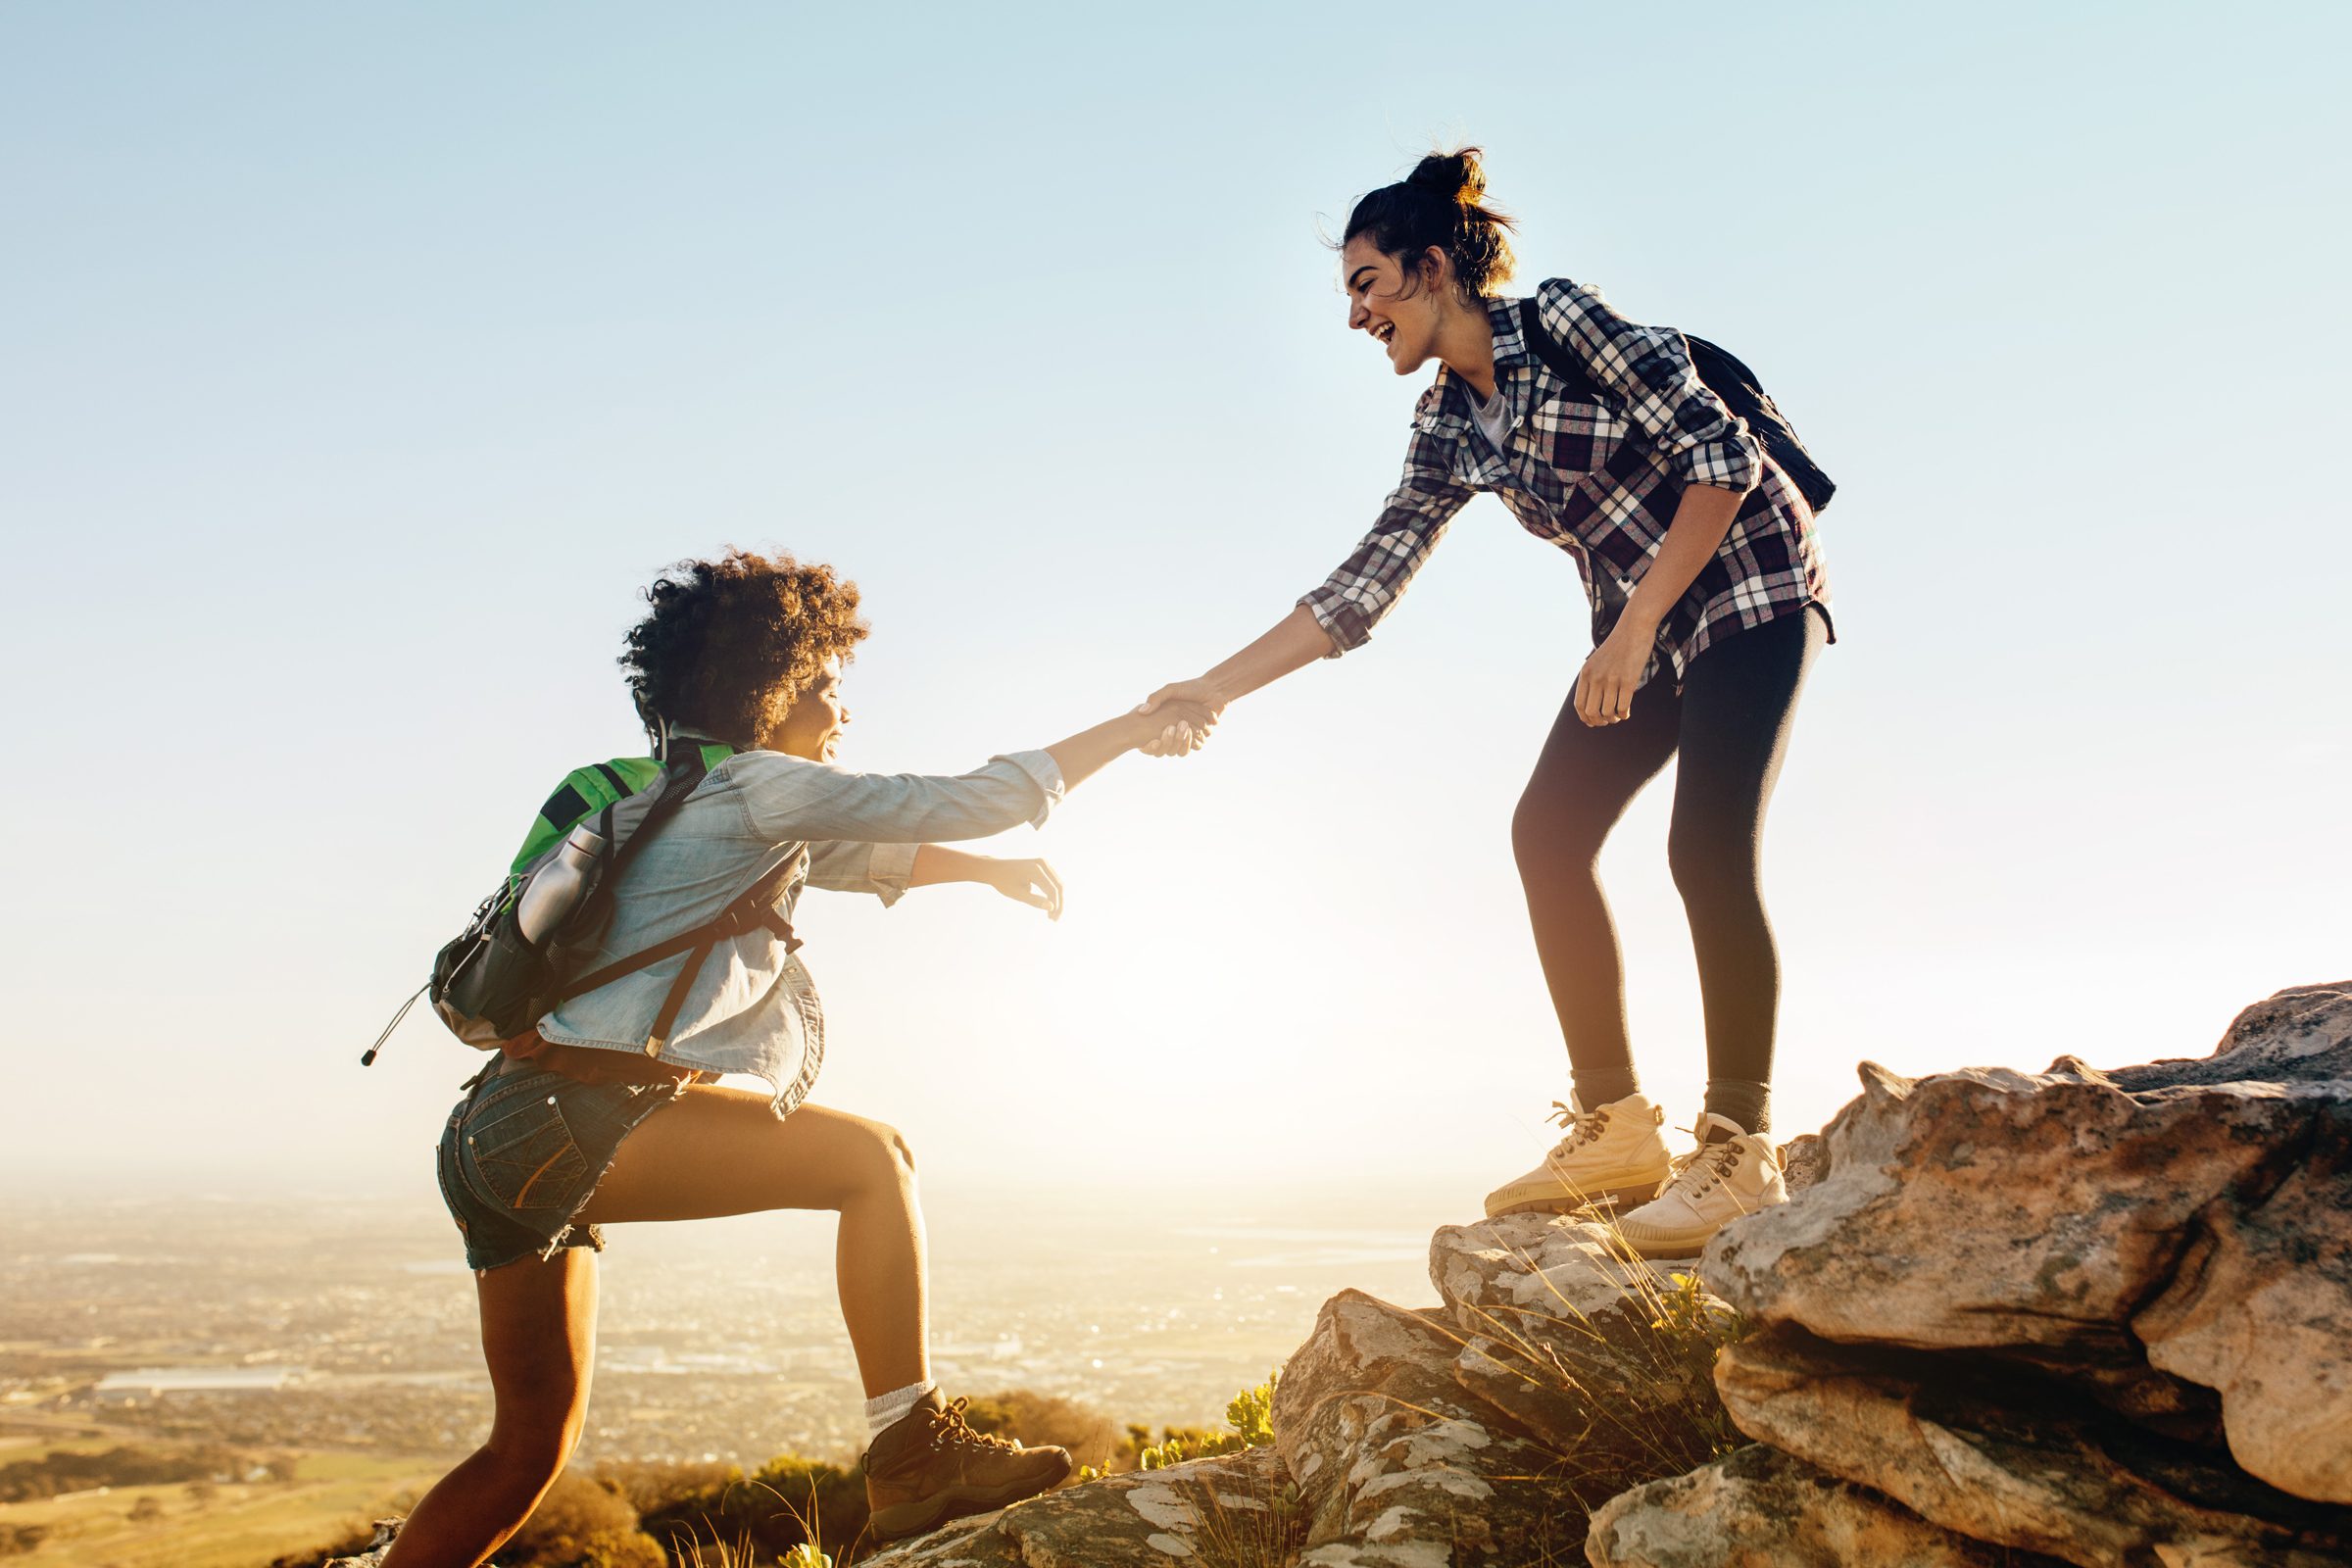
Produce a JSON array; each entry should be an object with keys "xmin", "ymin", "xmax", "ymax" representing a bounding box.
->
[{"xmin": 1298, "ymin": 278, "xmax": 1832, "ymax": 686}]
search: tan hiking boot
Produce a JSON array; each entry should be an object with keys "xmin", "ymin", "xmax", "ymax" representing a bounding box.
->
[
  {"xmin": 1617, "ymin": 1113, "xmax": 1788, "ymax": 1259},
  {"xmin": 861, "ymin": 1390, "xmax": 1073, "ymax": 1543},
  {"xmin": 1483, "ymin": 1092, "xmax": 1674, "ymax": 1218}
]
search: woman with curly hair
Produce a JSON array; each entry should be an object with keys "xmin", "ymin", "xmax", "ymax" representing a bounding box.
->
[
  {"xmin": 1140, "ymin": 148, "xmax": 1834, "ymax": 1260},
  {"xmin": 387, "ymin": 549, "xmax": 1208, "ymax": 1564}
]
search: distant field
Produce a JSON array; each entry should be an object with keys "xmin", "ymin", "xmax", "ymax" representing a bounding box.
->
[{"xmin": 0, "ymin": 1438, "xmax": 445, "ymax": 1568}]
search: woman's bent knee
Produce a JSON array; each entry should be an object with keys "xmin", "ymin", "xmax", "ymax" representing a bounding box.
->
[
  {"xmin": 878, "ymin": 1122, "xmax": 916, "ymax": 1185},
  {"xmin": 844, "ymin": 1116, "xmax": 917, "ymax": 1199}
]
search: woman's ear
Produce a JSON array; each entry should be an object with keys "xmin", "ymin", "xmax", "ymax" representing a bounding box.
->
[{"xmin": 1419, "ymin": 245, "xmax": 1452, "ymax": 298}]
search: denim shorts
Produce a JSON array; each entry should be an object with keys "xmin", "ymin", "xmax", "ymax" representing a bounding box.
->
[{"xmin": 435, "ymin": 1058, "xmax": 688, "ymax": 1273}]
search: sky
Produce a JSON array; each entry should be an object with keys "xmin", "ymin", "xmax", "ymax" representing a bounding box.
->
[{"xmin": 3, "ymin": 2, "xmax": 2347, "ymax": 1225}]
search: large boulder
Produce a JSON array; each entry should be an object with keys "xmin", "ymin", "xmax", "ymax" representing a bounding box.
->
[
  {"xmin": 2130, "ymin": 1097, "xmax": 2352, "ymax": 1504},
  {"xmin": 856, "ymin": 1446, "xmax": 1294, "ymax": 1566},
  {"xmin": 1701, "ymin": 1058, "xmax": 2302, "ymax": 1354},
  {"xmin": 1586, "ymin": 1443, "xmax": 2067, "ymax": 1568},
  {"xmin": 1699, "ymin": 1024, "xmax": 2352, "ymax": 1503},
  {"xmin": 1712, "ymin": 1325, "xmax": 2352, "ymax": 1568}
]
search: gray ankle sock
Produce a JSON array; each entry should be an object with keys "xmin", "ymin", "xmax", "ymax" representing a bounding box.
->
[
  {"xmin": 1572, "ymin": 1065, "xmax": 1642, "ymax": 1109},
  {"xmin": 1702, "ymin": 1079, "xmax": 1770, "ymax": 1137}
]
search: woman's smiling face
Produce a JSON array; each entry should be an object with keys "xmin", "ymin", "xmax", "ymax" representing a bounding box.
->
[{"xmin": 1344, "ymin": 235, "xmax": 1446, "ymax": 376}]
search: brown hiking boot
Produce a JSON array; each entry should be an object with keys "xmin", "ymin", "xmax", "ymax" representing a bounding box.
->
[{"xmin": 861, "ymin": 1390, "xmax": 1073, "ymax": 1542}]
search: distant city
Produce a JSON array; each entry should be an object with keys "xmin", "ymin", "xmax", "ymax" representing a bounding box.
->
[{"xmin": 2, "ymin": 1190, "xmax": 1439, "ymax": 1470}]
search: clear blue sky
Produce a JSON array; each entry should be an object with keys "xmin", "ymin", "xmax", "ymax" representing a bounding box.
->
[{"xmin": 4, "ymin": 3, "xmax": 2346, "ymax": 1213}]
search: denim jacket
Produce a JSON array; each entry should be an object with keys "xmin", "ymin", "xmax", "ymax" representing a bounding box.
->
[{"xmin": 533, "ymin": 745, "xmax": 1065, "ymax": 1115}]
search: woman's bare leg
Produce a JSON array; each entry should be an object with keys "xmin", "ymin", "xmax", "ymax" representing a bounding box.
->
[
  {"xmin": 580, "ymin": 1088, "xmax": 928, "ymax": 1397},
  {"xmin": 382, "ymin": 1249, "xmax": 597, "ymax": 1568}
]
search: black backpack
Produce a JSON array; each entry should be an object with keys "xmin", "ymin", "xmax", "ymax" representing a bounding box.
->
[{"xmin": 1517, "ymin": 292, "xmax": 1836, "ymax": 514}]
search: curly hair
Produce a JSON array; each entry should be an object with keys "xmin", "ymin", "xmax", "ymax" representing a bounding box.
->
[{"xmin": 618, "ymin": 549, "xmax": 869, "ymax": 748}]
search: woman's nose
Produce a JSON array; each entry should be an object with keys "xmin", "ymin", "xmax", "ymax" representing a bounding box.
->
[{"xmin": 1348, "ymin": 299, "xmax": 1369, "ymax": 330}]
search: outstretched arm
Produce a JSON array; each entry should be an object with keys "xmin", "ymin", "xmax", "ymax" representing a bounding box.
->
[
  {"xmin": 1140, "ymin": 604, "xmax": 1332, "ymax": 722},
  {"xmin": 1042, "ymin": 701, "xmax": 1214, "ymax": 790},
  {"xmin": 1138, "ymin": 460, "xmax": 1474, "ymax": 751},
  {"xmin": 907, "ymin": 845, "xmax": 1064, "ymax": 919}
]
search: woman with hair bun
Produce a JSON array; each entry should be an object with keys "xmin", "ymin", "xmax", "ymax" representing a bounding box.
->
[{"xmin": 1141, "ymin": 147, "xmax": 1834, "ymax": 1259}]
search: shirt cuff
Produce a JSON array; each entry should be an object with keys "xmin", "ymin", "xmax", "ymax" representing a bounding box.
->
[
  {"xmin": 866, "ymin": 840, "xmax": 919, "ymax": 906},
  {"xmin": 1673, "ymin": 428, "xmax": 1762, "ymax": 494},
  {"xmin": 991, "ymin": 749, "xmax": 1065, "ymax": 828},
  {"xmin": 1297, "ymin": 593, "xmax": 1365, "ymax": 658}
]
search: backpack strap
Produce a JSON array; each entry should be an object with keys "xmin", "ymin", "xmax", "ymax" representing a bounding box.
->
[
  {"xmin": 1518, "ymin": 297, "xmax": 1611, "ymax": 406},
  {"xmin": 556, "ymin": 843, "xmax": 811, "ymax": 1057}
]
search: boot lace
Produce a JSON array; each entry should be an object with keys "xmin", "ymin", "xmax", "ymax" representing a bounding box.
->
[
  {"xmin": 1544, "ymin": 1101, "xmax": 1607, "ymax": 1157},
  {"xmin": 1660, "ymin": 1131, "xmax": 1743, "ymax": 1201},
  {"xmin": 926, "ymin": 1396, "xmax": 1023, "ymax": 1453}
]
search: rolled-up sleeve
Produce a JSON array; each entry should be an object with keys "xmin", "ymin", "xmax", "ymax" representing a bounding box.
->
[
  {"xmin": 1298, "ymin": 453, "xmax": 1475, "ymax": 657},
  {"xmin": 1535, "ymin": 279, "xmax": 1759, "ymax": 495},
  {"xmin": 732, "ymin": 748, "xmax": 1066, "ymax": 846},
  {"xmin": 806, "ymin": 839, "xmax": 921, "ymax": 906}
]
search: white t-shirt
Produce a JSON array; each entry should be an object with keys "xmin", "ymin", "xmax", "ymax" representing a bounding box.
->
[{"xmin": 1470, "ymin": 382, "xmax": 1513, "ymax": 453}]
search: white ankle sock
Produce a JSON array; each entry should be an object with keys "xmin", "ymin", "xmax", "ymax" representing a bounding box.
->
[{"xmin": 864, "ymin": 1379, "xmax": 936, "ymax": 1440}]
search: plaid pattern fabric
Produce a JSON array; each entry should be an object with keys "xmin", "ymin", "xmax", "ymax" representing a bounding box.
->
[{"xmin": 1298, "ymin": 278, "xmax": 1831, "ymax": 685}]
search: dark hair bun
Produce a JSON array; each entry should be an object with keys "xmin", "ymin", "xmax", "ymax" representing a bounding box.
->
[
  {"xmin": 1404, "ymin": 148, "xmax": 1487, "ymax": 207},
  {"xmin": 1338, "ymin": 144, "xmax": 1516, "ymax": 299}
]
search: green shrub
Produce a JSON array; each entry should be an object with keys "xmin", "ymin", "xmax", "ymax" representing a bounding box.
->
[{"xmin": 501, "ymin": 1470, "xmax": 666, "ymax": 1568}]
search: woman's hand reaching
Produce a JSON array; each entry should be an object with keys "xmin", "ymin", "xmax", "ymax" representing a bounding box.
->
[
  {"xmin": 975, "ymin": 856, "xmax": 1064, "ymax": 920},
  {"xmin": 906, "ymin": 846, "xmax": 1064, "ymax": 918}
]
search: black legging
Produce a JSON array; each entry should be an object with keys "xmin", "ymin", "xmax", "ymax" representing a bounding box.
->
[{"xmin": 1510, "ymin": 605, "xmax": 1827, "ymax": 1134}]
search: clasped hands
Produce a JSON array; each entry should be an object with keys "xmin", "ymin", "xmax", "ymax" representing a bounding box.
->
[{"xmin": 1131, "ymin": 681, "xmax": 1225, "ymax": 759}]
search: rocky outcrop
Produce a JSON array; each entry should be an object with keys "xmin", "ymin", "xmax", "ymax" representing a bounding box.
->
[
  {"xmin": 869, "ymin": 982, "xmax": 2352, "ymax": 1568},
  {"xmin": 1668, "ymin": 980, "xmax": 2352, "ymax": 1568},
  {"xmin": 1702, "ymin": 986, "xmax": 2352, "ymax": 1509},
  {"xmin": 1588, "ymin": 1443, "xmax": 2067, "ymax": 1568}
]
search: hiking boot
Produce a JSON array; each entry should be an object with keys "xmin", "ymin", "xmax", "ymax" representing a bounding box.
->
[
  {"xmin": 1616, "ymin": 1113, "xmax": 1788, "ymax": 1259},
  {"xmin": 861, "ymin": 1390, "xmax": 1072, "ymax": 1543},
  {"xmin": 1483, "ymin": 1093, "xmax": 1674, "ymax": 1219}
]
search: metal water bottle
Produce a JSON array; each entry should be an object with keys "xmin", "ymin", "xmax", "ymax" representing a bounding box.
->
[{"xmin": 515, "ymin": 822, "xmax": 607, "ymax": 948}]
